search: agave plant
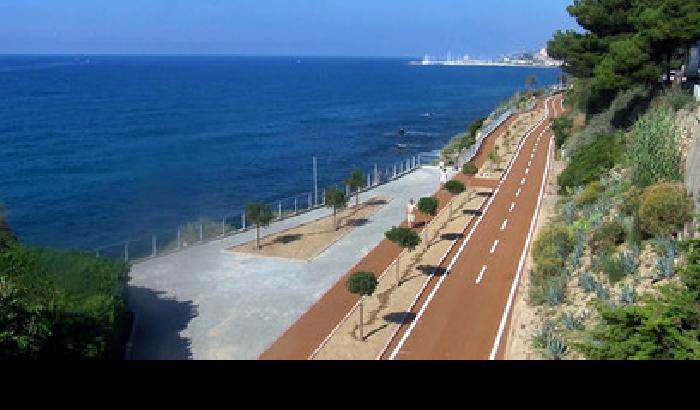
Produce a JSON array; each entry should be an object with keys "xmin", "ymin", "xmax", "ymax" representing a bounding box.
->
[
  {"xmin": 578, "ymin": 271, "xmax": 597, "ymax": 293},
  {"xmin": 620, "ymin": 284, "xmax": 637, "ymax": 305},
  {"xmin": 561, "ymin": 312, "xmax": 584, "ymax": 331},
  {"xmin": 594, "ymin": 282, "xmax": 609, "ymax": 303},
  {"xmin": 547, "ymin": 286, "xmax": 564, "ymax": 306},
  {"xmin": 562, "ymin": 201, "xmax": 576, "ymax": 225},
  {"xmin": 533, "ymin": 321, "xmax": 555, "ymax": 349},
  {"xmin": 546, "ymin": 336, "xmax": 568, "ymax": 360},
  {"xmin": 618, "ymin": 251, "xmax": 638, "ymax": 276}
]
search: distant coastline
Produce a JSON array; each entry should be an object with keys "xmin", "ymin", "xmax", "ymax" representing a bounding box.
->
[{"xmin": 409, "ymin": 61, "xmax": 560, "ymax": 68}]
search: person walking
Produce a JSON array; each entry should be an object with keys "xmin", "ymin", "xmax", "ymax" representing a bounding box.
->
[
  {"xmin": 440, "ymin": 167, "xmax": 448, "ymax": 189},
  {"xmin": 407, "ymin": 198, "xmax": 417, "ymax": 228}
]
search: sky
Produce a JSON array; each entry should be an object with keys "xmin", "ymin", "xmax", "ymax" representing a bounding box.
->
[{"xmin": 0, "ymin": 0, "xmax": 580, "ymax": 57}]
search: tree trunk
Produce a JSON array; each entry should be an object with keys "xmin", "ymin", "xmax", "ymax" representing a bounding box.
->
[
  {"xmin": 359, "ymin": 298, "xmax": 364, "ymax": 341},
  {"xmin": 333, "ymin": 208, "xmax": 338, "ymax": 231},
  {"xmin": 356, "ymin": 191, "xmax": 360, "ymax": 209},
  {"xmin": 396, "ymin": 253, "xmax": 401, "ymax": 287}
]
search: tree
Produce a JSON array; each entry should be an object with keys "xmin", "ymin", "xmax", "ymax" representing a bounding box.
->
[
  {"xmin": 526, "ymin": 75, "xmax": 538, "ymax": 88},
  {"xmin": 462, "ymin": 161, "xmax": 478, "ymax": 176},
  {"xmin": 417, "ymin": 197, "xmax": 439, "ymax": 220},
  {"xmin": 325, "ymin": 187, "xmax": 348, "ymax": 231},
  {"xmin": 547, "ymin": 0, "xmax": 700, "ymax": 112},
  {"xmin": 346, "ymin": 170, "xmax": 366, "ymax": 209},
  {"xmin": 245, "ymin": 202, "xmax": 275, "ymax": 249},
  {"xmin": 345, "ymin": 272, "xmax": 378, "ymax": 341},
  {"xmin": 468, "ymin": 117, "xmax": 486, "ymax": 138},
  {"xmin": 385, "ymin": 227, "xmax": 421, "ymax": 287},
  {"xmin": 444, "ymin": 180, "xmax": 466, "ymax": 195}
]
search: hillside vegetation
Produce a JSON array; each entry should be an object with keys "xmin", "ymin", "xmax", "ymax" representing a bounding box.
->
[{"xmin": 526, "ymin": 0, "xmax": 700, "ymax": 360}]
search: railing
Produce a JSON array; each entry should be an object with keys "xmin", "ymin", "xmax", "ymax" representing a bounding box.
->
[
  {"xmin": 455, "ymin": 108, "xmax": 514, "ymax": 170},
  {"xmin": 94, "ymin": 154, "xmax": 423, "ymax": 263}
]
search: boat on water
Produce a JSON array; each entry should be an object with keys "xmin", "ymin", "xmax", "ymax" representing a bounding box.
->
[
  {"xmin": 396, "ymin": 143, "xmax": 408, "ymax": 149},
  {"xmin": 398, "ymin": 128, "xmax": 406, "ymax": 136}
]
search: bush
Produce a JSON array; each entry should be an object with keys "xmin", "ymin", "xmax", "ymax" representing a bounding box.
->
[
  {"xmin": 638, "ymin": 182, "xmax": 693, "ymax": 237},
  {"xmin": 444, "ymin": 180, "xmax": 466, "ymax": 195},
  {"xmin": 532, "ymin": 223, "xmax": 575, "ymax": 278},
  {"xmin": 575, "ymin": 181, "xmax": 601, "ymax": 207},
  {"xmin": 462, "ymin": 161, "xmax": 478, "ymax": 176},
  {"xmin": 417, "ymin": 197, "xmax": 438, "ymax": 217},
  {"xmin": 625, "ymin": 106, "xmax": 682, "ymax": 188},
  {"xmin": 590, "ymin": 221, "xmax": 626, "ymax": 253},
  {"xmin": 0, "ymin": 246, "xmax": 130, "ymax": 359},
  {"xmin": 551, "ymin": 117, "xmax": 574, "ymax": 148},
  {"xmin": 558, "ymin": 133, "xmax": 622, "ymax": 193},
  {"xmin": 601, "ymin": 253, "xmax": 628, "ymax": 284}
]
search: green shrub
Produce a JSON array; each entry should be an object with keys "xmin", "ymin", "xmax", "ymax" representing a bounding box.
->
[
  {"xmin": 551, "ymin": 117, "xmax": 574, "ymax": 148},
  {"xmin": 462, "ymin": 161, "xmax": 478, "ymax": 176},
  {"xmin": 580, "ymin": 285, "xmax": 700, "ymax": 359},
  {"xmin": 590, "ymin": 221, "xmax": 626, "ymax": 253},
  {"xmin": 417, "ymin": 197, "xmax": 438, "ymax": 217},
  {"xmin": 601, "ymin": 253, "xmax": 628, "ymax": 284},
  {"xmin": 625, "ymin": 106, "xmax": 682, "ymax": 188},
  {"xmin": 558, "ymin": 133, "xmax": 622, "ymax": 193},
  {"xmin": 0, "ymin": 246, "xmax": 130, "ymax": 359},
  {"xmin": 638, "ymin": 182, "xmax": 693, "ymax": 237},
  {"xmin": 444, "ymin": 180, "xmax": 466, "ymax": 195},
  {"xmin": 575, "ymin": 181, "xmax": 602, "ymax": 207},
  {"xmin": 532, "ymin": 223, "xmax": 575, "ymax": 278},
  {"xmin": 468, "ymin": 117, "xmax": 486, "ymax": 138}
]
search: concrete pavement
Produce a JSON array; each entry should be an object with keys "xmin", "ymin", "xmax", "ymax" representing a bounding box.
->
[{"xmin": 127, "ymin": 165, "xmax": 453, "ymax": 360}]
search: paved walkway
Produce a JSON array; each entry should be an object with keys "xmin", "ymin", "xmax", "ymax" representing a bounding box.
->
[{"xmin": 127, "ymin": 166, "xmax": 451, "ymax": 360}]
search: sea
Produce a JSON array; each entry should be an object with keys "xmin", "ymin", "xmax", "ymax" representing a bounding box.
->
[{"xmin": 0, "ymin": 56, "xmax": 560, "ymax": 252}]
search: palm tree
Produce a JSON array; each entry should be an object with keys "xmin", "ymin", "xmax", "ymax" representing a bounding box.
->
[
  {"xmin": 346, "ymin": 271, "xmax": 378, "ymax": 341},
  {"xmin": 346, "ymin": 170, "xmax": 366, "ymax": 209},
  {"xmin": 245, "ymin": 202, "xmax": 275, "ymax": 249},
  {"xmin": 325, "ymin": 186, "xmax": 348, "ymax": 231}
]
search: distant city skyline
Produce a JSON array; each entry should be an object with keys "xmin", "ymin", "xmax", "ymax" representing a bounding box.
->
[{"xmin": 0, "ymin": 0, "xmax": 580, "ymax": 57}]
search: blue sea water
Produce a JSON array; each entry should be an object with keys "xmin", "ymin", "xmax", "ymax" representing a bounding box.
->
[{"xmin": 0, "ymin": 56, "xmax": 559, "ymax": 251}]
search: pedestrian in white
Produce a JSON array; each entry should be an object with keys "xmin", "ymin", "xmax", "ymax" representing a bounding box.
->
[
  {"xmin": 407, "ymin": 198, "xmax": 417, "ymax": 228},
  {"xmin": 440, "ymin": 167, "xmax": 448, "ymax": 189},
  {"xmin": 439, "ymin": 160, "xmax": 445, "ymax": 171}
]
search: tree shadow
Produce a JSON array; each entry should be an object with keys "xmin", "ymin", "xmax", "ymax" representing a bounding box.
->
[
  {"xmin": 345, "ymin": 218, "xmax": 369, "ymax": 227},
  {"xmin": 476, "ymin": 191, "xmax": 493, "ymax": 197},
  {"xmin": 383, "ymin": 312, "xmax": 417, "ymax": 325},
  {"xmin": 365, "ymin": 199, "xmax": 388, "ymax": 206},
  {"xmin": 441, "ymin": 233, "xmax": 464, "ymax": 241},
  {"xmin": 416, "ymin": 265, "xmax": 448, "ymax": 277},
  {"xmin": 463, "ymin": 209, "xmax": 483, "ymax": 216},
  {"xmin": 273, "ymin": 234, "xmax": 303, "ymax": 244},
  {"xmin": 127, "ymin": 286, "xmax": 198, "ymax": 360}
]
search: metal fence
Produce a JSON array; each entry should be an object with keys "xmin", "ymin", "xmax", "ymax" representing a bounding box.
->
[
  {"xmin": 455, "ymin": 108, "xmax": 514, "ymax": 170},
  {"xmin": 94, "ymin": 154, "xmax": 423, "ymax": 263}
]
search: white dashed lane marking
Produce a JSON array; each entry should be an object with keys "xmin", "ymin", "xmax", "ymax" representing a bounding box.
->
[
  {"xmin": 509, "ymin": 202, "xmax": 516, "ymax": 212},
  {"xmin": 516, "ymin": 188, "xmax": 522, "ymax": 197},
  {"xmin": 476, "ymin": 265, "xmax": 487, "ymax": 284},
  {"xmin": 501, "ymin": 219, "xmax": 508, "ymax": 231}
]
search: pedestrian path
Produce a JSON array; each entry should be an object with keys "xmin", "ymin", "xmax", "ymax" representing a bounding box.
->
[{"xmin": 127, "ymin": 166, "xmax": 449, "ymax": 360}]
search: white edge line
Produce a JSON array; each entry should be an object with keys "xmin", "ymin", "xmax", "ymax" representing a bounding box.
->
[
  {"xmin": 488, "ymin": 100, "xmax": 556, "ymax": 360},
  {"xmin": 387, "ymin": 97, "xmax": 553, "ymax": 360}
]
